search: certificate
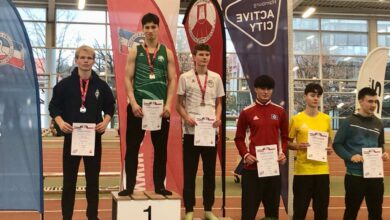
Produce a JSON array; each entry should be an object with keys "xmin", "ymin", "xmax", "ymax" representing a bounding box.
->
[
  {"xmin": 363, "ymin": 148, "xmax": 384, "ymax": 178},
  {"xmin": 307, "ymin": 130, "xmax": 328, "ymax": 162},
  {"xmin": 142, "ymin": 99, "xmax": 163, "ymax": 131},
  {"xmin": 71, "ymin": 123, "xmax": 96, "ymax": 156},
  {"xmin": 194, "ymin": 116, "xmax": 215, "ymax": 147},
  {"xmin": 255, "ymin": 145, "xmax": 279, "ymax": 178}
]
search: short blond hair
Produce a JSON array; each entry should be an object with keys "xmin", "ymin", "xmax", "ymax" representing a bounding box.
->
[{"xmin": 75, "ymin": 45, "xmax": 95, "ymax": 59}]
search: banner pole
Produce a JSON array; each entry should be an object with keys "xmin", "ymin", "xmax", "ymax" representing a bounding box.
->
[
  {"xmin": 287, "ymin": 0, "xmax": 294, "ymax": 218},
  {"xmin": 222, "ymin": 98, "xmax": 226, "ymax": 217}
]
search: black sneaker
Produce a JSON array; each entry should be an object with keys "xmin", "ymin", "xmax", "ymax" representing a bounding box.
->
[
  {"xmin": 118, "ymin": 189, "xmax": 133, "ymax": 196},
  {"xmin": 234, "ymin": 174, "xmax": 240, "ymax": 183},
  {"xmin": 155, "ymin": 188, "xmax": 172, "ymax": 196}
]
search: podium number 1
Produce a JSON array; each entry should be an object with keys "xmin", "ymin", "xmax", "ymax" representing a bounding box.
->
[{"xmin": 143, "ymin": 205, "xmax": 151, "ymax": 220}]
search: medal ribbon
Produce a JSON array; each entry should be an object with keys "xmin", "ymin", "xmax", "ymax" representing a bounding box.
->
[
  {"xmin": 195, "ymin": 71, "xmax": 208, "ymax": 105},
  {"xmin": 143, "ymin": 43, "xmax": 159, "ymax": 77},
  {"xmin": 79, "ymin": 79, "xmax": 90, "ymax": 109}
]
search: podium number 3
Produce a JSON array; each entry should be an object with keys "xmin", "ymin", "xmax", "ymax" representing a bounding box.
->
[{"xmin": 143, "ymin": 205, "xmax": 151, "ymax": 220}]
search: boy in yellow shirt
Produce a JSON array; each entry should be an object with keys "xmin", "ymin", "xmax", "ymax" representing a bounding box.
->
[{"xmin": 288, "ymin": 83, "xmax": 333, "ymax": 220}]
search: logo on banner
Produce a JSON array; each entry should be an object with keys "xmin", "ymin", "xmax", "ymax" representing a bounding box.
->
[
  {"xmin": 128, "ymin": 32, "xmax": 145, "ymax": 48},
  {"xmin": 224, "ymin": 0, "xmax": 281, "ymax": 47},
  {"xmin": 188, "ymin": 0, "xmax": 216, "ymax": 43},
  {"xmin": 0, "ymin": 32, "xmax": 25, "ymax": 69},
  {"xmin": 369, "ymin": 77, "xmax": 382, "ymax": 115},
  {"xmin": 118, "ymin": 28, "xmax": 145, "ymax": 55}
]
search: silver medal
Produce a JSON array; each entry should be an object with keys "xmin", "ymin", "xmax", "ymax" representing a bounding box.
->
[{"xmin": 80, "ymin": 107, "xmax": 87, "ymax": 113}]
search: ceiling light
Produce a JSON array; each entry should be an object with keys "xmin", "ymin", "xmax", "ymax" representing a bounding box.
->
[
  {"xmin": 302, "ymin": 7, "xmax": 316, "ymax": 18},
  {"xmin": 343, "ymin": 57, "xmax": 352, "ymax": 61},
  {"xmin": 384, "ymin": 95, "xmax": 390, "ymax": 100},
  {"xmin": 329, "ymin": 46, "xmax": 338, "ymax": 51},
  {"xmin": 293, "ymin": 66, "xmax": 299, "ymax": 71},
  {"xmin": 78, "ymin": 0, "xmax": 86, "ymax": 10},
  {"xmin": 337, "ymin": 103, "xmax": 344, "ymax": 108}
]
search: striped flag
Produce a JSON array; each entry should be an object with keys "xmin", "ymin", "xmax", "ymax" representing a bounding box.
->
[{"xmin": 0, "ymin": 0, "xmax": 43, "ymax": 213}]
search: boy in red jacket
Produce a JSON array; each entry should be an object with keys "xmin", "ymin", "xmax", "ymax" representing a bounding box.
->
[{"xmin": 234, "ymin": 75, "xmax": 288, "ymax": 220}]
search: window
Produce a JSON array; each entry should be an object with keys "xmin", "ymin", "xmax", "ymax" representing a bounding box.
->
[
  {"xmin": 16, "ymin": 6, "xmax": 390, "ymax": 129},
  {"xmin": 293, "ymin": 18, "xmax": 368, "ymax": 129},
  {"xmin": 17, "ymin": 7, "xmax": 49, "ymax": 127}
]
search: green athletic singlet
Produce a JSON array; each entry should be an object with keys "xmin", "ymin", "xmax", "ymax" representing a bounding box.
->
[{"xmin": 134, "ymin": 44, "xmax": 168, "ymax": 105}]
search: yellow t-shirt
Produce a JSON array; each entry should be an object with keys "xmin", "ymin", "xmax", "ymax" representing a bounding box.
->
[{"xmin": 289, "ymin": 111, "xmax": 333, "ymax": 175}]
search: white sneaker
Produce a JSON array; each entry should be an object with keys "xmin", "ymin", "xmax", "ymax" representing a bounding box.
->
[
  {"xmin": 184, "ymin": 211, "xmax": 193, "ymax": 220},
  {"xmin": 204, "ymin": 211, "xmax": 218, "ymax": 220}
]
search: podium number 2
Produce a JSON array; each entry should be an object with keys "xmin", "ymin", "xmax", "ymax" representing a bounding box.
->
[{"xmin": 143, "ymin": 205, "xmax": 151, "ymax": 220}]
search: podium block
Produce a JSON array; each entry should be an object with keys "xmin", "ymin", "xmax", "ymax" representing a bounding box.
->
[{"xmin": 112, "ymin": 191, "xmax": 181, "ymax": 220}]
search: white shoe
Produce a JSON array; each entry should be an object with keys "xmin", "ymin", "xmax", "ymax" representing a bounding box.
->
[
  {"xmin": 204, "ymin": 211, "xmax": 218, "ymax": 220},
  {"xmin": 184, "ymin": 211, "xmax": 193, "ymax": 220}
]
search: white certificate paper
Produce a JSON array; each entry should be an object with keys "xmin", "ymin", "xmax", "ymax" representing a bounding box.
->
[
  {"xmin": 307, "ymin": 130, "xmax": 329, "ymax": 162},
  {"xmin": 363, "ymin": 148, "xmax": 384, "ymax": 178},
  {"xmin": 194, "ymin": 116, "xmax": 215, "ymax": 147},
  {"xmin": 142, "ymin": 99, "xmax": 163, "ymax": 131},
  {"xmin": 255, "ymin": 145, "xmax": 279, "ymax": 178},
  {"xmin": 71, "ymin": 123, "xmax": 96, "ymax": 156}
]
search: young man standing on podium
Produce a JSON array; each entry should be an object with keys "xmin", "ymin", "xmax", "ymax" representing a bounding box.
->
[
  {"xmin": 49, "ymin": 45, "xmax": 115, "ymax": 220},
  {"xmin": 119, "ymin": 13, "xmax": 177, "ymax": 196},
  {"xmin": 176, "ymin": 44, "xmax": 224, "ymax": 220}
]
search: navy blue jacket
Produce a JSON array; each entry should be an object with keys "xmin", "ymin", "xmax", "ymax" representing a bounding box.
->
[{"xmin": 49, "ymin": 68, "xmax": 115, "ymax": 138}]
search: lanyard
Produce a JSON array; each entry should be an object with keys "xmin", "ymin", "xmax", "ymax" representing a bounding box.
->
[
  {"xmin": 143, "ymin": 43, "xmax": 159, "ymax": 76},
  {"xmin": 79, "ymin": 79, "xmax": 90, "ymax": 108},
  {"xmin": 195, "ymin": 71, "xmax": 208, "ymax": 105}
]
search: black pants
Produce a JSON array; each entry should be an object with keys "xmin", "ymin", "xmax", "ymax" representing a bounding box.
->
[
  {"xmin": 241, "ymin": 169, "xmax": 281, "ymax": 220},
  {"xmin": 62, "ymin": 136, "xmax": 102, "ymax": 220},
  {"xmin": 344, "ymin": 174, "xmax": 384, "ymax": 220},
  {"xmin": 183, "ymin": 134, "xmax": 217, "ymax": 213},
  {"xmin": 293, "ymin": 175, "xmax": 329, "ymax": 220},
  {"xmin": 125, "ymin": 104, "xmax": 170, "ymax": 191}
]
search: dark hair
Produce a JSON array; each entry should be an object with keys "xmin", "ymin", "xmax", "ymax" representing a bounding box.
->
[
  {"xmin": 141, "ymin": 13, "xmax": 159, "ymax": 26},
  {"xmin": 192, "ymin": 44, "xmax": 211, "ymax": 55},
  {"xmin": 304, "ymin": 83, "xmax": 323, "ymax": 95},
  {"xmin": 254, "ymin": 75, "xmax": 275, "ymax": 89},
  {"xmin": 358, "ymin": 87, "xmax": 377, "ymax": 100}
]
